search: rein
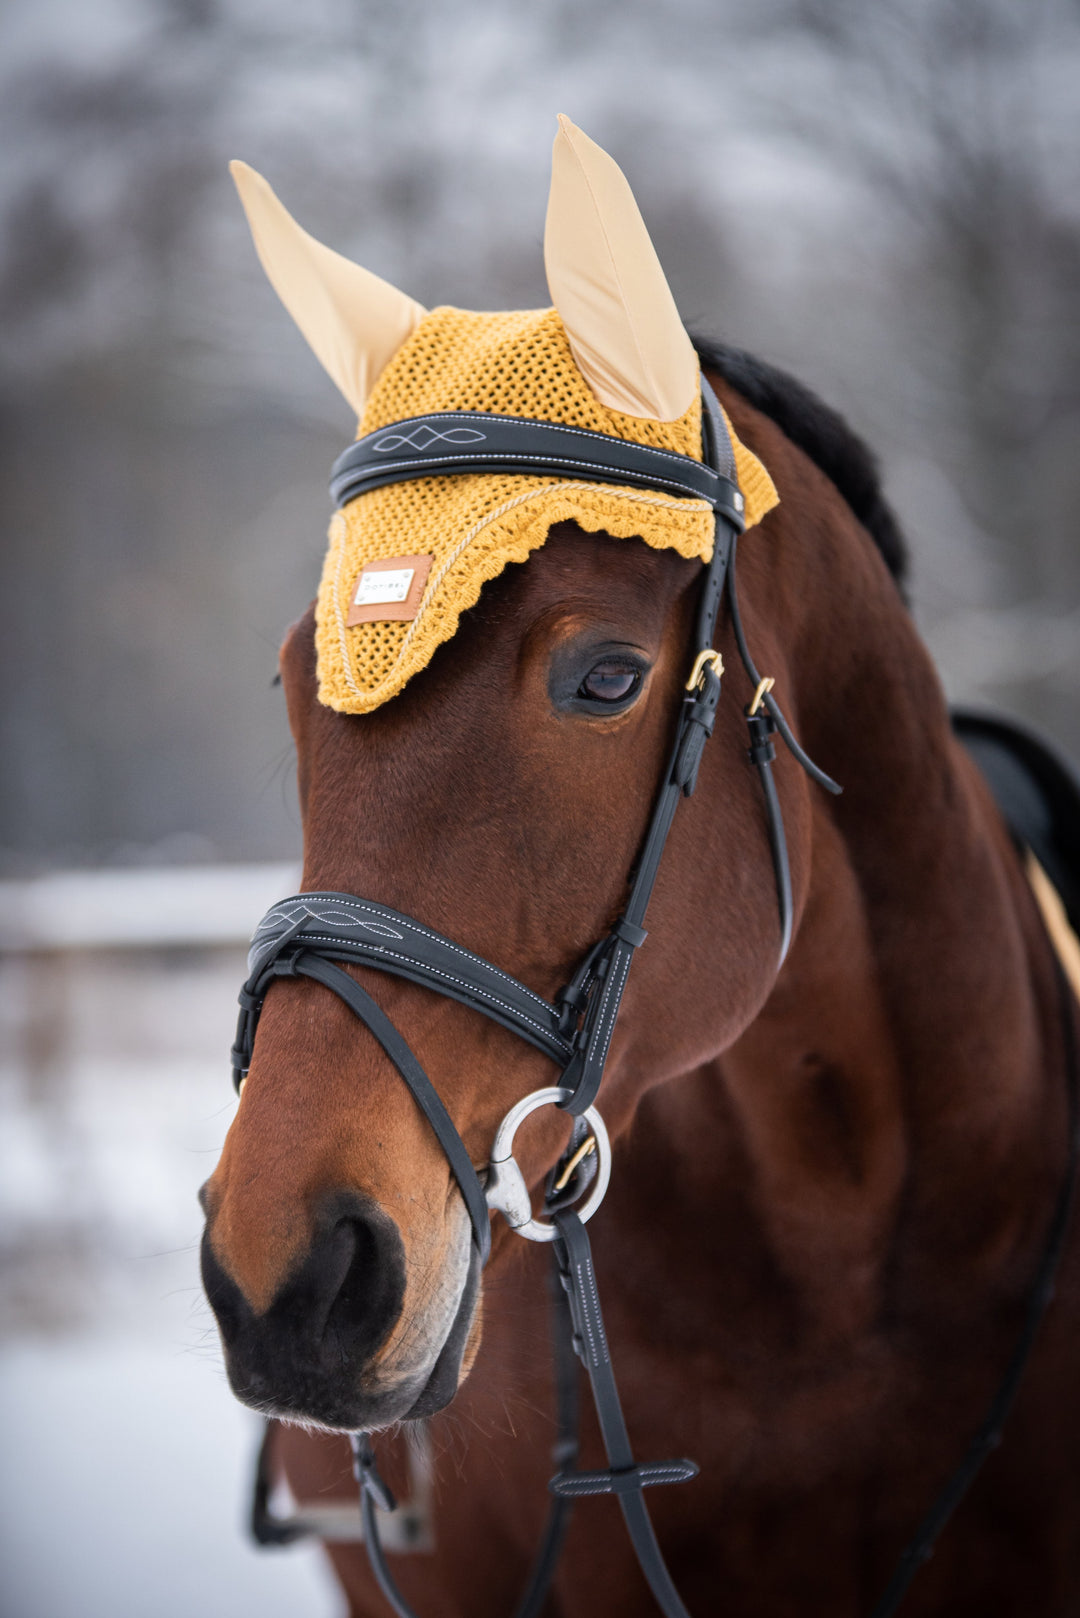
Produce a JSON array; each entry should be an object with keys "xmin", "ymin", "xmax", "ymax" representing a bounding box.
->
[{"xmin": 233, "ymin": 384, "xmax": 1079, "ymax": 1617}]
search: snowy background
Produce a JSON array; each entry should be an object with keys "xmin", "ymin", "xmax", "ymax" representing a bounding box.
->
[
  {"xmin": 1, "ymin": 0, "xmax": 1079, "ymax": 1613},
  {"xmin": 3, "ymin": 0, "xmax": 1080, "ymax": 875},
  {"xmin": 0, "ymin": 872, "xmax": 342, "ymax": 1616}
]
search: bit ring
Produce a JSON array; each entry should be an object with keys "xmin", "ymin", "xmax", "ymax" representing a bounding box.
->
[{"xmin": 484, "ymin": 1087, "xmax": 611, "ymax": 1243}]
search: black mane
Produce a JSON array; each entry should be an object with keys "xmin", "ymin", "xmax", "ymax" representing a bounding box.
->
[{"xmin": 693, "ymin": 336, "xmax": 908, "ymax": 590}]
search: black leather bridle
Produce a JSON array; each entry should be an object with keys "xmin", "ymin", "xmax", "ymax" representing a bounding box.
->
[{"xmin": 232, "ymin": 384, "xmax": 1078, "ymax": 1618}]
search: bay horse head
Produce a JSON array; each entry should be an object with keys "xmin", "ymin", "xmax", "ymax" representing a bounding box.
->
[
  {"xmin": 197, "ymin": 117, "xmax": 1080, "ymax": 1618},
  {"xmin": 200, "ymin": 119, "xmax": 828, "ymax": 1433}
]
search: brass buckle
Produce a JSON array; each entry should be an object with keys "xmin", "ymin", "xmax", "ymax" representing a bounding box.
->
[
  {"xmin": 551, "ymin": 1135, "xmax": 597, "ymax": 1193},
  {"xmin": 748, "ymin": 676, "xmax": 775, "ymax": 716},
  {"xmin": 685, "ymin": 649, "xmax": 724, "ymax": 693}
]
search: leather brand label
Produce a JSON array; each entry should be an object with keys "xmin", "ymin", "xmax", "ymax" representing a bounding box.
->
[{"xmin": 346, "ymin": 554, "xmax": 434, "ymax": 625}]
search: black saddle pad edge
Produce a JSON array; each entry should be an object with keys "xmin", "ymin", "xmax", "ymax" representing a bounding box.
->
[{"xmin": 952, "ymin": 706, "xmax": 1080, "ymax": 936}]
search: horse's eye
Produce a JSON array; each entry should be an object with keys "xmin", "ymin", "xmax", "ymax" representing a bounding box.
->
[{"xmin": 577, "ymin": 661, "xmax": 641, "ymax": 704}]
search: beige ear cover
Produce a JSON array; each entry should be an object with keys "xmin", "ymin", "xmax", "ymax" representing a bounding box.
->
[
  {"xmin": 229, "ymin": 160, "xmax": 427, "ymax": 418},
  {"xmin": 544, "ymin": 116, "xmax": 698, "ymax": 422}
]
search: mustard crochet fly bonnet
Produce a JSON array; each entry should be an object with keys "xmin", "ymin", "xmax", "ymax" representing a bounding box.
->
[{"xmin": 232, "ymin": 118, "xmax": 778, "ymax": 714}]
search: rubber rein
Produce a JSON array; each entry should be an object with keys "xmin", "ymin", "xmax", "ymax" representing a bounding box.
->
[{"xmin": 232, "ymin": 385, "xmax": 1078, "ymax": 1618}]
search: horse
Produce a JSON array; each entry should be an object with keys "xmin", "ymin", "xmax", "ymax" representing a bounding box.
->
[{"xmin": 200, "ymin": 120, "xmax": 1080, "ymax": 1617}]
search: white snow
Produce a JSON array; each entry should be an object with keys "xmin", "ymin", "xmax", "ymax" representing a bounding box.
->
[
  {"xmin": 0, "ymin": 907, "xmax": 342, "ymax": 1618},
  {"xmin": 0, "ymin": 1333, "xmax": 341, "ymax": 1618}
]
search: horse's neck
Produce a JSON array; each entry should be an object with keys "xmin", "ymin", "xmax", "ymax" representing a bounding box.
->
[{"xmin": 631, "ymin": 532, "xmax": 1069, "ymax": 1354}]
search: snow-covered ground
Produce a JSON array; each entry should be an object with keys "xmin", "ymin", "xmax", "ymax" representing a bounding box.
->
[
  {"xmin": 0, "ymin": 894, "xmax": 343, "ymax": 1618},
  {"xmin": 0, "ymin": 1331, "xmax": 340, "ymax": 1618}
]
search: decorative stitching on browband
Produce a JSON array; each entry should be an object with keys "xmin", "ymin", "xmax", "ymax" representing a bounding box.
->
[
  {"xmin": 251, "ymin": 899, "xmax": 404, "ymax": 945},
  {"xmin": 252, "ymin": 897, "xmax": 558, "ymax": 1016},
  {"xmin": 338, "ymin": 410, "xmax": 721, "ymax": 480},
  {"xmin": 364, "ymin": 412, "xmax": 707, "ymax": 468},
  {"xmin": 372, "ymin": 423, "xmax": 486, "ymax": 451},
  {"xmin": 343, "ymin": 449, "xmax": 706, "ymax": 490},
  {"xmin": 283, "ymin": 937, "xmax": 568, "ymax": 1050}
]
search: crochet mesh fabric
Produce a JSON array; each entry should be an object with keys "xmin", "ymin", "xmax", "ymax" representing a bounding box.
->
[{"xmin": 315, "ymin": 305, "xmax": 778, "ymax": 714}]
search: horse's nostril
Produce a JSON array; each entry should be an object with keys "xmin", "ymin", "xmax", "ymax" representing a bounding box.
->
[
  {"xmin": 264, "ymin": 1195, "xmax": 405, "ymax": 1361},
  {"xmin": 313, "ymin": 1212, "xmax": 383, "ymax": 1341},
  {"xmin": 201, "ymin": 1191, "xmax": 408, "ymax": 1426},
  {"xmin": 324, "ymin": 1217, "xmax": 361, "ymax": 1293}
]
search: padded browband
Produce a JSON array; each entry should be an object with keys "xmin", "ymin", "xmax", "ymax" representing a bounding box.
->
[{"xmin": 329, "ymin": 409, "xmax": 745, "ymax": 525}]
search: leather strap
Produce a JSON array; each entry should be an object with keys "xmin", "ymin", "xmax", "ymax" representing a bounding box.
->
[
  {"xmin": 349, "ymin": 1234, "xmax": 584, "ymax": 1618},
  {"xmin": 234, "ymin": 893, "xmax": 573, "ymax": 1087},
  {"xmin": 291, "ymin": 954, "xmax": 492, "ymax": 1263},
  {"xmin": 725, "ymin": 533, "xmax": 842, "ymax": 797},
  {"xmin": 550, "ymin": 1211, "xmax": 697, "ymax": 1617},
  {"xmin": 550, "ymin": 377, "xmax": 839, "ymax": 1104},
  {"xmin": 550, "ymin": 431, "xmax": 739, "ymax": 1115},
  {"xmin": 745, "ymin": 706, "xmax": 794, "ymax": 966},
  {"xmin": 250, "ymin": 1422, "xmax": 306, "ymax": 1547},
  {"xmin": 329, "ymin": 410, "xmax": 744, "ymax": 523},
  {"xmin": 234, "ymin": 937, "xmax": 492, "ymax": 1260},
  {"xmin": 508, "ymin": 1262, "xmax": 581, "ymax": 1618},
  {"xmin": 347, "ymin": 1169, "xmax": 698, "ymax": 1618}
]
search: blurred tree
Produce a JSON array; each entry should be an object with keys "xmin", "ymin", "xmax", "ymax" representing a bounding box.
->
[
  {"xmin": 756, "ymin": 0, "xmax": 1080, "ymax": 728},
  {"xmin": 0, "ymin": 0, "xmax": 1076, "ymax": 870}
]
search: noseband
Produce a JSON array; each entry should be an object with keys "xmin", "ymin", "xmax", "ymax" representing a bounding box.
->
[{"xmin": 230, "ymin": 384, "xmax": 1077, "ymax": 1618}]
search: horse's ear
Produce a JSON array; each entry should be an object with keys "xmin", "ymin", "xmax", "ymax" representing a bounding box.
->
[
  {"xmin": 544, "ymin": 117, "xmax": 698, "ymax": 423},
  {"xmin": 229, "ymin": 161, "xmax": 427, "ymax": 419}
]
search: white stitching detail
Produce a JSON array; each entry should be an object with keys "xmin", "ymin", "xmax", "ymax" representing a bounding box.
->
[
  {"xmin": 349, "ymin": 413, "xmax": 704, "ymax": 471},
  {"xmin": 574, "ymin": 1260, "xmax": 603, "ymax": 1367},
  {"xmin": 258, "ymin": 896, "xmax": 555, "ymax": 1013},
  {"xmin": 593, "ymin": 947, "xmax": 633, "ymax": 1072},
  {"xmin": 344, "ymin": 452, "xmax": 710, "ymax": 494},
  {"xmin": 252, "ymin": 901, "xmax": 572, "ymax": 1052},
  {"xmin": 580, "ymin": 1259, "xmax": 610, "ymax": 1366},
  {"xmin": 291, "ymin": 938, "xmax": 565, "ymax": 1047},
  {"xmin": 253, "ymin": 899, "xmax": 404, "ymax": 941},
  {"xmin": 559, "ymin": 1468, "xmax": 691, "ymax": 1495},
  {"xmin": 372, "ymin": 424, "xmax": 487, "ymax": 452}
]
